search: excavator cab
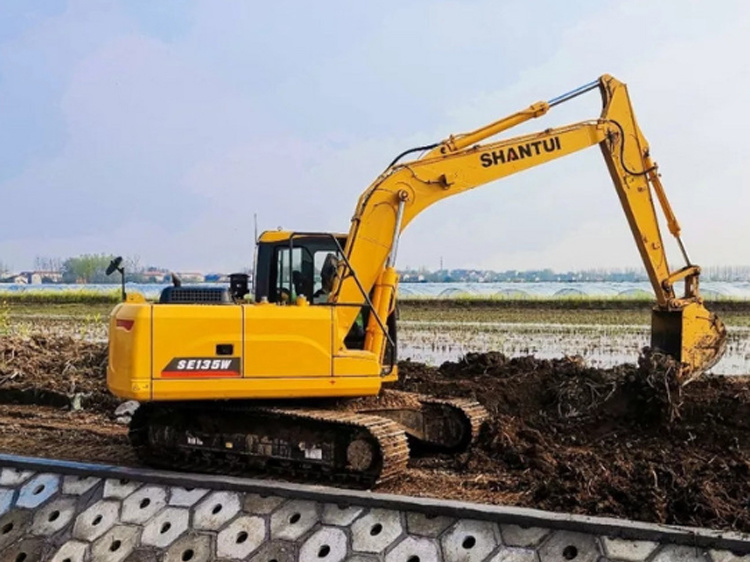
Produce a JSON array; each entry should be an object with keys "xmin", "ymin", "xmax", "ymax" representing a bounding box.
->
[{"xmin": 252, "ymin": 231, "xmax": 347, "ymax": 305}]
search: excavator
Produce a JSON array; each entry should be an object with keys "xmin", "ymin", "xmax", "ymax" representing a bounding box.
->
[{"xmin": 107, "ymin": 74, "xmax": 727, "ymax": 487}]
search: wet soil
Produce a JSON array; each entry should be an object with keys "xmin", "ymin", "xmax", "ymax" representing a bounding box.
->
[
  {"xmin": 1, "ymin": 335, "xmax": 750, "ymax": 532},
  {"xmin": 387, "ymin": 352, "xmax": 750, "ymax": 532}
]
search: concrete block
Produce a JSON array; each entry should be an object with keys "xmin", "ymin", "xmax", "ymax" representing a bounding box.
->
[
  {"xmin": 243, "ymin": 493, "xmax": 285, "ymax": 515},
  {"xmin": 322, "ymin": 503, "xmax": 364, "ymax": 527},
  {"xmin": 651, "ymin": 545, "xmax": 711, "ymax": 562},
  {"xmin": 500, "ymin": 525, "xmax": 550, "ymax": 548},
  {"xmin": 487, "ymin": 546, "xmax": 540, "ymax": 562},
  {"xmin": 441, "ymin": 519, "xmax": 500, "ymax": 562},
  {"xmin": 4, "ymin": 536, "xmax": 46, "ymax": 562},
  {"xmin": 342, "ymin": 557, "xmax": 379, "ymax": 562},
  {"xmin": 123, "ymin": 550, "xmax": 159, "ymax": 562},
  {"xmin": 62, "ymin": 475, "xmax": 102, "ymax": 496},
  {"xmin": 0, "ymin": 509, "xmax": 33, "ymax": 551},
  {"xmin": 164, "ymin": 533, "xmax": 213, "ymax": 562},
  {"xmin": 121, "ymin": 485, "xmax": 167, "ymax": 525},
  {"xmin": 30, "ymin": 497, "xmax": 77, "ymax": 536},
  {"xmin": 711, "ymin": 550, "xmax": 750, "ymax": 562},
  {"xmin": 247, "ymin": 540, "xmax": 297, "ymax": 562},
  {"xmin": 193, "ymin": 491, "xmax": 241, "ymax": 531},
  {"xmin": 602, "ymin": 537, "xmax": 659, "ymax": 561},
  {"xmin": 141, "ymin": 507, "xmax": 190, "ymax": 548},
  {"xmin": 72, "ymin": 499, "xmax": 120, "ymax": 542},
  {"xmin": 91, "ymin": 525, "xmax": 141, "ymax": 562},
  {"xmin": 0, "ymin": 487, "xmax": 14, "ymax": 516},
  {"xmin": 50, "ymin": 540, "xmax": 88, "ymax": 562},
  {"xmin": 270, "ymin": 499, "xmax": 319, "ymax": 541},
  {"xmin": 0, "ymin": 467, "xmax": 33, "ymax": 486},
  {"xmin": 538, "ymin": 531, "xmax": 601, "ymax": 562},
  {"xmin": 406, "ymin": 512, "xmax": 456, "ymax": 538},
  {"xmin": 385, "ymin": 536, "xmax": 440, "ymax": 562},
  {"xmin": 351, "ymin": 508, "xmax": 404, "ymax": 554},
  {"xmin": 17, "ymin": 473, "xmax": 60, "ymax": 509},
  {"xmin": 299, "ymin": 526, "xmax": 348, "ymax": 562},
  {"xmin": 168, "ymin": 487, "xmax": 208, "ymax": 507},
  {"xmin": 104, "ymin": 478, "xmax": 142, "ymax": 500},
  {"xmin": 217, "ymin": 515, "xmax": 266, "ymax": 559}
]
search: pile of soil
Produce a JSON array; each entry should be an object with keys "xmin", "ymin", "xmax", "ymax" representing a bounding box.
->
[
  {"xmin": 394, "ymin": 352, "xmax": 750, "ymax": 532},
  {"xmin": 0, "ymin": 335, "xmax": 115, "ymax": 412}
]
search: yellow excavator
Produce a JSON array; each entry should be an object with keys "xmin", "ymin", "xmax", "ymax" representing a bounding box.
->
[{"xmin": 108, "ymin": 74, "xmax": 726, "ymax": 486}]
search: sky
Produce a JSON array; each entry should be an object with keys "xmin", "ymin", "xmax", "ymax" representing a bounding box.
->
[{"xmin": 0, "ymin": 0, "xmax": 748, "ymax": 273}]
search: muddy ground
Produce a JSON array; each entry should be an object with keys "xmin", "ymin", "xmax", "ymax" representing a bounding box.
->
[{"xmin": 1, "ymin": 335, "xmax": 750, "ymax": 533}]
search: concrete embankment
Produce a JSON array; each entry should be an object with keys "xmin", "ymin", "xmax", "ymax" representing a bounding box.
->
[{"xmin": 0, "ymin": 454, "xmax": 748, "ymax": 562}]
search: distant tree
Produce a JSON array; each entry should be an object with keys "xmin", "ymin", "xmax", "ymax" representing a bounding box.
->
[
  {"xmin": 33, "ymin": 256, "xmax": 63, "ymax": 272},
  {"xmin": 62, "ymin": 254, "xmax": 117, "ymax": 283}
]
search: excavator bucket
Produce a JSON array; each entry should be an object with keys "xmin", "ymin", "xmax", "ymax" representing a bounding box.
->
[{"xmin": 651, "ymin": 302, "xmax": 727, "ymax": 383}]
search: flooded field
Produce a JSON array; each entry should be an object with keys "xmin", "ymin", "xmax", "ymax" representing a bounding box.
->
[{"xmin": 399, "ymin": 320, "xmax": 750, "ymax": 374}]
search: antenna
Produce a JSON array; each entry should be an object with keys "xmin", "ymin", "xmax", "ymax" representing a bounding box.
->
[{"xmin": 254, "ymin": 213, "xmax": 258, "ymax": 243}]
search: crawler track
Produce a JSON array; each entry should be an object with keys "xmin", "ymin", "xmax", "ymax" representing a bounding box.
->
[{"xmin": 129, "ymin": 402, "xmax": 411, "ymax": 488}]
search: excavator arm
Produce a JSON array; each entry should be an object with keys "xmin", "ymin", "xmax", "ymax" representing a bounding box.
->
[{"xmin": 332, "ymin": 74, "xmax": 726, "ymax": 380}]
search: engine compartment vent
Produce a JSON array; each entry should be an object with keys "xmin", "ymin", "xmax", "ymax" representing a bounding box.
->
[{"xmin": 159, "ymin": 287, "xmax": 233, "ymax": 304}]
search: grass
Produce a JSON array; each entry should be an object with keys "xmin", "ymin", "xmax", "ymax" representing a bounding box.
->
[{"xmin": 0, "ymin": 288, "xmax": 121, "ymax": 304}]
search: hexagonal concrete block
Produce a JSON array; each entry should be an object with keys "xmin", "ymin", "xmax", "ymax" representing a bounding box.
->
[
  {"xmin": 270, "ymin": 500, "xmax": 319, "ymax": 541},
  {"xmin": 91, "ymin": 525, "xmax": 141, "ymax": 562},
  {"xmin": 322, "ymin": 503, "xmax": 364, "ymax": 527},
  {"xmin": 651, "ymin": 545, "xmax": 711, "ymax": 562},
  {"xmin": 4, "ymin": 536, "xmax": 45, "ymax": 562},
  {"xmin": 500, "ymin": 525, "xmax": 550, "ymax": 548},
  {"xmin": 0, "ymin": 468, "xmax": 33, "ymax": 486},
  {"xmin": 247, "ymin": 540, "xmax": 297, "ymax": 562},
  {"xmin": 351, "ymin": 508, "xmax": 403, "ymax": 554},
  {"xmin": 711, "ymin": 550, "xmax": 750, "ymax": 562},
  {"xmin": 121, "ymin": 485, "xmax": 167, "ymax": 525},
  {"xmin": 538, "ymin": 531, "xmax": 601, "ymax": 562},
  {"xmin": 441, "ymin": 519, "xmax": 500, "ymax": 562},
  {"xmin": 123, "ymin": 549, "xmax": 160, "ymax": 562},
  {"xmin": 51, "ymin": 540, "xmax": 88, "ymax": 562},
  {"xmin": 217, "ymin": 515, "xmax": 266, "ymax": 559},
  {"xmin": 243, "ymin": 493, "xmax": 285, "ymax": 515},
  {"xmin": 0, "ymin": 488, "xmax": 14, "ymax": 517},
  {"xmin": 103, "ymin": 478, "xmax": 142, "ymax": 500},
  {"xmin": 168, "ymin": 487, "xmax": 208, "ymax": 507},
  {"xmin": 602, "ymin": 537, "xmax": 659, "ymax": 561},
  {"xmin": 73, "ymin": 499, "xmax": 120, "ymax": 542},
  {"xmin": 193, "ymin": 491, "xmax": 241, "ymax": 531},
  {"xmin": 164, "ymin": 533, "xmax": 213, "ymax": 562},
  {"xmin": 299, "ymin": 526, "xmax": 348, "ymax": 562},
  {"xmin": 386, "ymin": 536, "xmax": 440, "ymax": 562},
  {"xmin": 487, "ymin": 545, "xmax": 539, "ymax": 562},
  {"xmin": 141, "ymin": 507, "xmax": 190, "ymax": 548},
  {"xmin": 0, "ymin": 509, "xmax": 33, "ymax": 551},
  {"xmin": 63, "ymin": 475, "xmax": 102, "ymax": 496},
  {"xmin": 406, "ymin": 512, "xmax": 456, "ymax": 538},
  {"xmin": 31, "ymin": 497, "xmax": 77, "ymax": 536},
  {"xmin": 17, "ymin": 473, "xmax": 60, "ymax": 509},
  {"xmin": 343, "ymin": 556, "xmax": 380, "ymax": 562}
]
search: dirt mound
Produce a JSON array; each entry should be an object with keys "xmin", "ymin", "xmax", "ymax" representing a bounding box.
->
[
  {"xmin": 394, "ymin": 352, "xmax": 750, "ymax": 532},
  {"xmin": 0, "ymin": 335, "xmax": 115, "ymax": 412}
]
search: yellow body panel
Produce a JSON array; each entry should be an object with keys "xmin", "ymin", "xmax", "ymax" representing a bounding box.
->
[
  {"xmin": 108, "ymin": 300, "xmax": 386, "ymax": 402},
  {"xmin": 107, "ymin": 303, "xmax": 153, "ymax": 400},
  {"xmin": 152, "ymin": 305, "xmax": 243, "ymax": 380},
  {"xmin": 243, "ymin": 304, "xmax": 332, "ymax": 377}
]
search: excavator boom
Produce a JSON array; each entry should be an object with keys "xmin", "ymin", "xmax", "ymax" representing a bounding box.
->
[{"xmin": 333, "ymin": 74, "xmax": 725, "ymax": 380}]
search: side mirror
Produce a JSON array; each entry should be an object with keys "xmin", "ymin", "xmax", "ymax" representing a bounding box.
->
[{"xmin": 105, "ymin": 256, "xmax": 126, "ymax": 301}]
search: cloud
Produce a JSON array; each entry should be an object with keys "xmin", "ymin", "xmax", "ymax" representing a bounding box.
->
[{"xmin": 1, "ymin": 0, "xmax": 748, "ymax": 273}]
